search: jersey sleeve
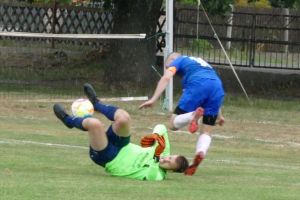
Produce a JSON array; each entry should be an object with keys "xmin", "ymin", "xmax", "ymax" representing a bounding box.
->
[{"xmin": 166, "ymin": 56, "xmax": 184, "ymax": 75}]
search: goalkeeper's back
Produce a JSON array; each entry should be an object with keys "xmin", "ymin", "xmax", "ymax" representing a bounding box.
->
[{"xmin": 105, "ymin": 143, "xmax": 167, "ymax": 180}]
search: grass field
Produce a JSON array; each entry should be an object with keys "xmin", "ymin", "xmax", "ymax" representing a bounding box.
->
[{"xmin": 0, "ymin": 93, "xmax": 299, "ymax": 200}]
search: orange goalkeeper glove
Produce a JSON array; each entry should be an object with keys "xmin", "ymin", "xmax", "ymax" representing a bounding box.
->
[
  {"xmin": 140, "ymin": 133, "xmax": 165, "ymax": 160},
  {"xmin": 140, "ymin": 134, "xmax": 156, "ymax": 147},
  {"xmin": 154, "ymin": 134, "xmax": 165, "ymax": 159}
]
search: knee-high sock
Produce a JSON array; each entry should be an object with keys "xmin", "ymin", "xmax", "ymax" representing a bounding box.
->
[
  {"xmin": 94, "ymin": 102, "xmax": 118, "ymax": 121},
  {"xmin": 173, "ymin": 112, "xmax": 194, "ymax": 129},
  {"xmin": 196, "ymin": 133, "xmax": 212, "ymax": 155},
  {"xmin": 65, "ymin": 116, "xmax": 86, "ymax": 131}
]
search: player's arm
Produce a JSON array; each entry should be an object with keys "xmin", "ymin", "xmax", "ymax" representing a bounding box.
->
[{"xmin": 139, "ymin": 69, "xmax": 175, "ymax": 109}]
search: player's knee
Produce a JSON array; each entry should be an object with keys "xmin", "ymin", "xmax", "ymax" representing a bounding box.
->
[
  {"xmin": 169, "ymin": 124, "xmax": 178, "ymax": 131},
  {"xmin": 115, "ymin": 109, "xmax": 131, "ymax": 126},
  {"xmin": 168, "ymin": 115, "xmax": 176, "ymax": 130},
  {"xmin": 84, "ymin": 118, "xmax": 104, "ymax": 130}
]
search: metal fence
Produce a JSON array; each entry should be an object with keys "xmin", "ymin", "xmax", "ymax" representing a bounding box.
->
[
  {"xmin": 0, "ymin": 2, "xmax": 113, "ymax": 47},
  {"xmin": 173, "ymin": 4, "xmax": 300, "ymax": 70}
]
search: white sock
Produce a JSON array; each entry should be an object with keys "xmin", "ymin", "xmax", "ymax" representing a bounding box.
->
[
  {"xmin": 173, "ymin": 112, "xmax": 194, "ymax": 129},
  {"xmin": 196, "ymin": 133, "xmax": 212, "ymax": 155}
]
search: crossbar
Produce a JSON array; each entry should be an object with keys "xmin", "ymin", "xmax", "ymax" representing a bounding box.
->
[{"xmin": 0, "ymin": 32, "xmax": 146, "ymax": 39}]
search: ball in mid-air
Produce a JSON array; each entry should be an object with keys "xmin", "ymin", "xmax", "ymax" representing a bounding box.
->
[{"xmin": 71, "ymin": 98, "xmax": 94, "ymax": 117}]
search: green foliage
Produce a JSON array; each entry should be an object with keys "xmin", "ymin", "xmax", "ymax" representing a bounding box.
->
[
  {"xmin": 191, "ymin": 39, "xmax": 213, "ymax": 50},
  {"xmin": 235, "ymin": 0, "xmax": 248, "ymax": 6},
  {"xmin": 236, "ymin": 0, "xmax": 272, "ymax": 8},
  {"xmin": 251, "ymin": 0, "xmax": 272, "ymax": 7},
  {"xmin": 178, "ymin": 0, "xmax": 235, "ymax": 15},
  {"xmin": 269, "ymin": 0, "xmax": 298, "ymax": 8},
  {"xmin": 295, "ymin": 0, "xmax": 300, "ymax": 8},
  {"xmin": 201, "ymin": 0, "xmax": 234, "ymax": 14},
  {"xmin": 236, "ymin": 0, "xmax": 300, "ymax": 8},
  {"xmin": 179, "ymin": 0, "xmax": 195, "ymax": 4}
]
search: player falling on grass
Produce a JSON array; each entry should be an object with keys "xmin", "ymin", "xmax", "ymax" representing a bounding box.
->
[
  {"xmin": 53, "ymin": 83, "xmax": 189, "ymax": 181},
  {"xmin": 139, "ymin": 52, "xmax": 225, "ymax": 175}
]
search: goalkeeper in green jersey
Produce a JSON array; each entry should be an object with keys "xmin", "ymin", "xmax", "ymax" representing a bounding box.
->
[{"xmin": 53, "ymin": 83, "xmax": 189, "ymax": 181}]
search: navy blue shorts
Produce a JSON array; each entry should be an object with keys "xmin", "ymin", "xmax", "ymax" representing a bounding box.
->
[{"xmin": 89, "ymin": 125, "xmax": 130, "ymax": 167}]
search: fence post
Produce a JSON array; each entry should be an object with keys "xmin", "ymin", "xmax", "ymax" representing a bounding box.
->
[
  {"xmin": 226, "ymin": 4, "xmax": 234, "ymax": 50},
  {"xmin": 283, "ymin": 8, "xmax": 289, "ymax": 53},
  {"xmin": 249, "ymin": 13, "xmax": 256, "ymax": 68},
  {"xmin": 51, "ymin": 0, "xmax": 58, "ymax": 48}
]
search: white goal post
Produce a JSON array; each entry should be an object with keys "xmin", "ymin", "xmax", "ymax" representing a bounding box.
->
[
  {"xmin": 164, "ymin": 0, "xmax": 174, "ymax": 112},
  {"xmin": 0, "ymin": 32, "xmax": 146, "ymax": 39}
]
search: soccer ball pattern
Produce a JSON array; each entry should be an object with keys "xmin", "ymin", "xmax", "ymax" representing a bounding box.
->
[{"xmin": 71, "ymin": 98, "xmax": 94, "ymax": 117}]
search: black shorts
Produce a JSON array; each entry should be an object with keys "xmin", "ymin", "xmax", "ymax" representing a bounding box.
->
[{"xmin": 89, "ymin": 125, "xmax": 130, "ymax": 167}]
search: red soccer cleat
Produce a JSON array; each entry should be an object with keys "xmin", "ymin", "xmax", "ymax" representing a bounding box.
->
[
  {"xmin": 184, "ymin": 152, "xmax": 205, "ymax": 176},
  {"xmin": 188, "ymin": 107, "xmax": 204, "ymax": 134}
]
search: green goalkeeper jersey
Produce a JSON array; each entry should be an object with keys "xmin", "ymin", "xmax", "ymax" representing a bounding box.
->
[{"xmin": 105, "ymin": 124, "xmax": 170, "ymax": 181}]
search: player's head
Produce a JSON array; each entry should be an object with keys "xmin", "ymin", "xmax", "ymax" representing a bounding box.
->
[
  {"xmin": 159, "ymin": 155, "xmax": 189, "ymax": 173},
  {"xmin": 165, "ymin": 52, "xmax": 181, "ymax": 67}
]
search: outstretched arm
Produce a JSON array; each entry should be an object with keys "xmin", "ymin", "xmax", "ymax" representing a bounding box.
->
[{"xmin": 139, "ymin": 70, "xmax": 174, "ymax": 109}]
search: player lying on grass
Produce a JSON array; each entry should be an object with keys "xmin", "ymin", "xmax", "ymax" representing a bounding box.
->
[{"xmin": 53, "ymin": 83, "xmax": 189, "ymax": 181}]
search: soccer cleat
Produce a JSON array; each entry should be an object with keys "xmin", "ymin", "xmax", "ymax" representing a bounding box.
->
[
  {"xmin": 188, "ymin": 107, "xmax": 204, "ymax": 134},
  {"xmin": 83, "ymin": 83, "xmax": 99, "ymax": 105},
  {"xmin": 184, "ymin": 152, "xmax": 205, "ymax": 176},
  {"xmin": 53, "ymin": 104, "xmax": 72, "ymax": 128}
]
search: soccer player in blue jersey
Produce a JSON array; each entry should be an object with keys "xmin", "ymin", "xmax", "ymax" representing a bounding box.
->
[
  {"xmin": 139, "ymin": 52, "xmax": 225, "ymax": 175},
  {"xmin": 53, "ymin": 83, "xmax": 189, "ymax": 181}
]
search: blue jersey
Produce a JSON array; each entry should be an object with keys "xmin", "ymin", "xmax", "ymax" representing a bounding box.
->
[
  {"xmin": 167, "ymin": 55, "xmax": 225, "ymax": 114},
  {"xmin": 167, "ymin": 56, "xmax": 220, "ymax": 88}
]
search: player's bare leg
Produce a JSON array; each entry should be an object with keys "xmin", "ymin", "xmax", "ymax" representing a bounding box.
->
[
  {"xmin": 169, "ymin": 107, "xmax": 204, "ymax": 133},
  {"xmin": 82, "ymin": 118, "xmax": 108, "ymax": 151},
  {"xmin": 84, "ymin": 83, "xmax": 131, "ymax": 137}
]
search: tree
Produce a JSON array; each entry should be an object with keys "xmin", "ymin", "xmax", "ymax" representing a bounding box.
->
[
  {"xmin": 26, "ymin": 0, "xmax": 164, "ymax": 90},
  {"xmin": 101, "ymin": 0, "xmax": 163, "ymax": 90}
]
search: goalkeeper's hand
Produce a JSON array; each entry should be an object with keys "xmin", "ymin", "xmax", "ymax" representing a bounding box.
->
[
  {"xmin": 140, "ymin": 133, "xmax": 156, "ymax": 147},
  {"xmin": 154, "ymin": 134, "xmax": 165, "ymax": 159},
  {"xmin": 140, "ymin": 133, "xmax": 165, "ymax": 160}
]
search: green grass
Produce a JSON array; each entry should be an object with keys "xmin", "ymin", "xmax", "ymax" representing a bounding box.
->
[{"xmin": 0, "ymin": 94, "xmax": 300, "ymax": 200}]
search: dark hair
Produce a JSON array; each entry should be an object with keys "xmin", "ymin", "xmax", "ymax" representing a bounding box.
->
[{"xmin": 173, "ymin": 155, "xmax": 189, "ymax": 173}]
